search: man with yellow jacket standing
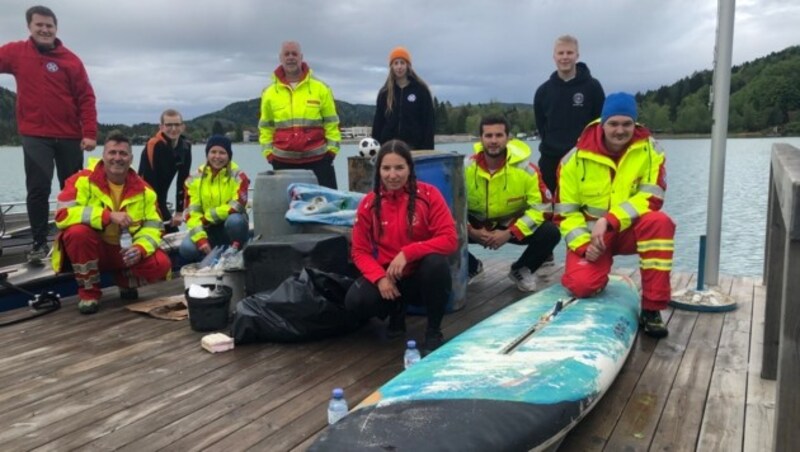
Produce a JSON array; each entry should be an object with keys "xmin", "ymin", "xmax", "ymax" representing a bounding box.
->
[
  {"xmin": 259, "ymin": 41, "xmax": 341, "ymax": 189},
  {"xmin": 556, "ymin": 92, "xmax": 675, "ymax": 338},
  {"xmin": 465, "ymin": 115, "xmax": 560, "ymax": 292},
  {"xmin": 52, "ymin": 132, "xmax": 171, "ymax": 315}
]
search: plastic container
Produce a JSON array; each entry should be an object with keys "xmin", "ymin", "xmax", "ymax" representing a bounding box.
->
[
  {"xmin": 404, "ymin": 340, "xmax": 421, "ymax": 369},
  {"xmin": 120, "ymin": 227, "xmax": 133, "ymax": 248},
  {"xmin": 181, "ymin": 263, "xmax": 246, "ymax": 312},
  {"xmin": 327, "ymin": 388, "xmax": 348, "ymax": 425},
  {"xmin": 253, "ymin": 169, "xmax": 318, "ymax": 239},
  {"xmin": 185, "ymin": 283, "xmax": 232, "ymax": 332}
]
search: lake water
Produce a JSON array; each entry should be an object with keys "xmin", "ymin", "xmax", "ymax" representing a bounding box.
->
[{"xmin": 2, "ymin": 137, "xmax": 797, "ymax": 277}]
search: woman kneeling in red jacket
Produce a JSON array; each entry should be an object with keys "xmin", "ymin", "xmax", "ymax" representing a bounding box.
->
[{"xmin": 346, "ymin": 140, "xmax": 458, "ymax": 355}]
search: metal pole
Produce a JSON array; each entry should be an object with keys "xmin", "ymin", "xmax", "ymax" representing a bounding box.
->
[
  {"xmin": 697, "ymin": 235, "xmax": 707, "ymax": 291},
  {"xmin": 704, "ymin": 0, "xmax": 736, "ymax": 286}
]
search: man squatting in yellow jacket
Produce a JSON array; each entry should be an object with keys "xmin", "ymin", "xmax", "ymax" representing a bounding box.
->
[
  {"xmin": 52, "ymin": 132, "xmax": 172, "ymax": 315},
  {"xmin": 465, "ymin": 115, "xmax": 561, "ymax": 292}
]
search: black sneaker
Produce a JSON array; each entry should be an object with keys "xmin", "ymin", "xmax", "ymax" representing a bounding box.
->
[
  {"xmin": 640, "ymin": 310, "xmax": 669, "ymax": 338},
  {"xmin": 422, "ymin": 329, "xmax": 445, "ymax": 356},
  {"xmin": 26, "ymin": 241, "xmax": 50, "ymax": 265},
  {"xmin": 119, "ymin": 287, "xmax": 139, "ymax": 300}
]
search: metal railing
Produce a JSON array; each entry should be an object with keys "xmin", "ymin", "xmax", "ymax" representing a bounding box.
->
[{"xmin": 762, "ymin": 142, "xmax": 800, "ymax": 451}]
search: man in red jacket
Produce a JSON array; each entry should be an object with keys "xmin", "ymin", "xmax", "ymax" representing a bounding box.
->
[{"xmin": 0, "ymin": 6, "xmax": 98, "ymax": 263}]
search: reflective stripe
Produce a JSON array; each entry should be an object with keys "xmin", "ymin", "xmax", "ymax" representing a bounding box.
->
[
  {"xmin": 555, "ymin": 203, "xmax": 580, "ymax": 214},
  {"xmin": 272, "ymin": 144, "xmax": 328, "ymax": 159},
  {"xmin": 518, "ymin": 216, "xmax": 538, "ymax": 233},
  {"xmin": 141, "ymin": 235, "xmax": 159, "ymax": 250},
  {"xmin": 637, "ymin": 239, "xmax": 675, "ymax": 252},
  {"xmin": 640, "ymin": 184, "xmax": 665, "ymax": 198},
  {"xmin": 73, "ymin": 260, "xmax": 99, "ymax": 274},
  {"xmin": 619, "ymin": 202, "xmax": 640, "ymax": 220},
  {"xmin": 262, "ymin": 143, "xmax": 273, "ymax": 152},
  {"xmin": 326, "ymin": 139, "xmax": 340, "ymax": 148},
  {"xmin": 641, "ymin": 258, "xmax": 672, "ymax": 270},
  {"xmin": 583, "ymin": 206, "xmax": 608, "ymax": 218},
  {"xmin": 81, "ymin": 207, "xmax": 94, "ymax": 224},
  {"xmin": 189, "ymin": 226, "xmax": 204, "ymax": 236},
  {"xmin": 210, "ymin": 208, "xmax": 221, "ymax": 223},
  {"xmin": 188, "ymin": 205, "xmax": 203, "ymax": 213},
  {"xmin": 533, "ymin": 203, "xmax": 553, "ymax": 214},
  {"xmin": 76, "ymin": 272, "xmax": 101, "ymax": 288},
  {"xmin": 322, "ymin": 114, "xmax": 339, "ymax": 124},
  {"xmin": 142, "ymin": 220, "xmax": 163, "ymax": 230},
  {"xmin": 565, "ymin": 227, "xmax": 590, "ymax": 244},
  {"xmin": 228, "ymin": 201, "xmax": 245, "ymax": 213},
  {"xmin": 274, "ymin": 118, "xmax": 323, "ymax": 128},
  {"xmin": 259, "ymin": 120, "xmax": 274, "ymax": 128},
  {"xmin": 57, "ymin": 200, "xmax": 77, "ymax": 209}
]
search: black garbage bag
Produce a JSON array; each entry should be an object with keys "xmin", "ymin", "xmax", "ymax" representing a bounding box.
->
[{"xmin": 231, "ymin": 267, "xmax": 361, "ymax": 344}]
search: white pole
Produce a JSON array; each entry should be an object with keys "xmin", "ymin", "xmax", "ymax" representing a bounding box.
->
[{"xmin": 704, "ymin": 0, "xmax": 736, "ymax": 286}]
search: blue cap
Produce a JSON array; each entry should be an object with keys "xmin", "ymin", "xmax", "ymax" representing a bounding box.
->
[
  {"xmin": 407, "ymin": 340, "xmax": 417, "ymax": 348},
  {"xmin": 601, "ymin": 92, "xmax": 638, "ymax": 124},
  {"xmin": 332, "ymin": 387, "xmax": 344, "ymax": 398}
]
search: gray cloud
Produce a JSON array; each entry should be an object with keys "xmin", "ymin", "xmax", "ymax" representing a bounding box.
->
[{"xmin": 2, "ymin": 0, "xmax": 798, "ymax": 124}]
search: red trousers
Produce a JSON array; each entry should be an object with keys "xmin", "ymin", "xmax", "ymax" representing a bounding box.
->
[
  {"xmin": 562, "ymin": 211, "xmax": 675, "ymax": 311},
  {"xmin": 60, "ymin": 224, "xmax": 172, "ymax": 301}
]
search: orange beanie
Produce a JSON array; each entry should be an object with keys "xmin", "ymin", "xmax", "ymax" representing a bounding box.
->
[{"xmin": 389, "ymin": 46, "xmax": 411, "ymax": 64}]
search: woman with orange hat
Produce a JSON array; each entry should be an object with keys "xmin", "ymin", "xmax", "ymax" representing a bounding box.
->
[{"xmin": 371, "ymin": 46, "xmax": 435, "ymax": 150}]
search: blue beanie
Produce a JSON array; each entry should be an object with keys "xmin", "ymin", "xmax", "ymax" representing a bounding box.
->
[
  {"xmin": 205, "ymin": 135, "xmax": 233, "ymax": 158},
  {"xmin": 601, "ymin": 92, "xmax": 638, "ymax": 124}
]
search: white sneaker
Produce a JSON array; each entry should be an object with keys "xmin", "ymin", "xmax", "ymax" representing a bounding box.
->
[
  {"xmin": 535, "ymin": 256, "xmax": 556, "ymax": 276},
  {"xmin": 508, "ymin": 267, "xmax": 540, "ymax": 292}
]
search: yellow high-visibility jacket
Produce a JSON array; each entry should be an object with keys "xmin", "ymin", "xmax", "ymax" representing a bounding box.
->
[
  {"xmin": 184, "ymin": 162, "xmax": 249, "ymax": 247},
  {"xmin": 52, "ymin": 161, "xmax": 163, "ymax": 272},
  {"xmin": 465, "ymin": 139, "xmax": 552, "ymax": 240},
  {"xmin": 258, "ymin": 63, "xmax": 341, "ymax": 163},
  {"xmin": 556, "ymin": 120, "xmax": 667, "ymax": 252}
]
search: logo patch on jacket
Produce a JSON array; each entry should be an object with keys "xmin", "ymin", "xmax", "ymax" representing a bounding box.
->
[
  {"xmin": 572, "ymin": 93, "xmax": 584, "ymax": 107},
  {"xmin": 407, "ymin": 94, "xmax": 417, "ymax": 102},
  {"xmin": 46, "ymin": 62, "xmax": 59, "ymax": 72}
]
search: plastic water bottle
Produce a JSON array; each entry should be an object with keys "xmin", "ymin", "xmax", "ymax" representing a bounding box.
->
[
  {"xmin": 327, "ymin": 388, "xmax": 348, "ymax": 425},
  {"xmin": 199, "ymin": 245, "xmax": 224, "ymax": 269},
  {"xmin": 212, "ymin": 275, "xmax": 227, "ymax": 298},
  {"xmin": 404, "ymin": 340, "xmax": 421, "ymax": 369},
  {"xmin": 119, "ymin": 227, "xmax": 133, "ymax": 249}
]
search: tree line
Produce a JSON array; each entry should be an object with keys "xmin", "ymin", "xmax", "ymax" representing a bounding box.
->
[{"xmin": 1, "ymin": 45, "xmax": 798, "ymax": 145}]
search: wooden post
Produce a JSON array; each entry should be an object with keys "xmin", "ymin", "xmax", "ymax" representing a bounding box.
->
[
  {"xmin": 766, "ymin": 143, "xmax": 800, "ymax": 451},
  {"xmin": 761, "ymin": 168, "xmax": 784, "ymax": 379}
]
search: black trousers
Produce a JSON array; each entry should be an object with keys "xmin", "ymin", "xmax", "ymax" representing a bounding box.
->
[
  {"xmin": 468, "ymin": 221, "xmax": 561, "ymax": 273},
  {"xmin": 538, "ymin": 153, "xmax": 562, "ymax": 195},
  {"xmin": 271, "ymin": 155, "xmax": 338, "ymax": 189},
  {"xmin": 22, "ymin": 136, "xmax": 83, "ymax": 244},
  {"xmin": 345, "ymin": 254, "xmax": 451, "ymax": 332}
]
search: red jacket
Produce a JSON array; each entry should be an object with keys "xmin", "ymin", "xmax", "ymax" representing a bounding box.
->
[
  {"xmin": 351, "ymin": 181, "xmax": 458, "ymax": 284},
  {"xmin": 0, "ymin": 38, "xmax": 97, "ymax": 140}
]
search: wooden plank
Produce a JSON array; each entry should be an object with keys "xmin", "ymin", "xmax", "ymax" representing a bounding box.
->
[
  {"xmin": 745, "ymin": 281, "xmax": 776, "ymax": 452},
  {"xmin": 696, "ymin": 275, "xmax": 753, "ymax": 451},
  {"xmin": 602, "ymin": 307, "xmax": 696, "ymax": 451},
  {"xmin": 559, "ymin": 271, "xmax": 690, "ymax": 452},
  {"xmin": 762, "ymin": 175, "xmax": 784, "ymax": 379},
  {"xmin": 774, "ymin": 238, "xmax": 800, "ymax": 451},
  {"xmin": 650, "ymin": 305, "xmax": 725, "ymax": 450}
]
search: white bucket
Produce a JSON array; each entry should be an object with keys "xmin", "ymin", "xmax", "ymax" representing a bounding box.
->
[{"xmin": 180, "ymin": 264, "xmax": 246, "ymax": 312}]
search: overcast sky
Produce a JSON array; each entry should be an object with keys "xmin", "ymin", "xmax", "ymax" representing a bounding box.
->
[{"xmin": 2, "ymin": 0, "xmax": 798, "ymax": 125}]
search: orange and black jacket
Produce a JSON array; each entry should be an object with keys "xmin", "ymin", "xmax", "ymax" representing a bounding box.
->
[{"xmin": 138, "ymin": 131, "xmax": 192, "ymax": 220}]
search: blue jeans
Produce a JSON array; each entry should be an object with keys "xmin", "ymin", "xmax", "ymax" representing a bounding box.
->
[{"xmin": 179, "ymin": 213, "xmax": 249, "ymax": 262}]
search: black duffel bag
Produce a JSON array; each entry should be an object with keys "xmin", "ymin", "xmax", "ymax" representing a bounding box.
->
[{"xmin": 231, "ymin": 267, "xmax": 361, "ymax": 344}]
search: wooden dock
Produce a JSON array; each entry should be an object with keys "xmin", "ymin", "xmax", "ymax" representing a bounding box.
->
[{"xmin": 0, "ymin": 258, "xmax": 773, "ymax": 451}]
